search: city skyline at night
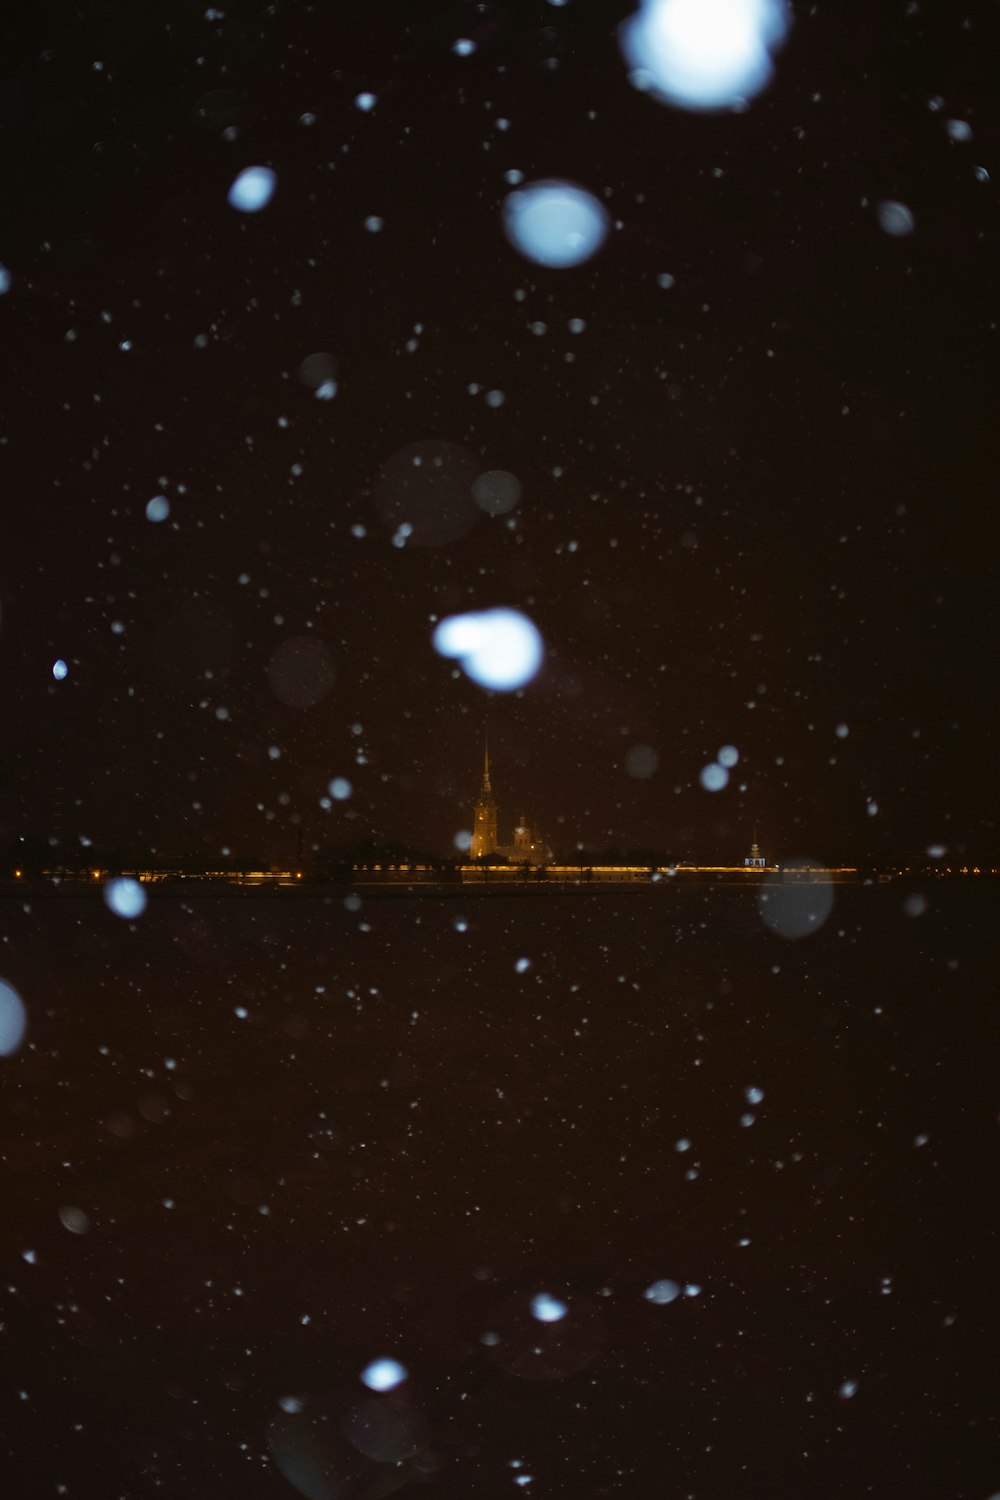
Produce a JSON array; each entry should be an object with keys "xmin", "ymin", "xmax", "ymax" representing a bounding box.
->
[
  {"xmin": 2, "ymin": 6, "xmax": 996, "ymax": 877},
  {"xmin": 3, "ymin": 5, "xmax": 998, "ymax": 1496}
]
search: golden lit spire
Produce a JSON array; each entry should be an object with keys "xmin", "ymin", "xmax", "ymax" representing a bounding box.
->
[
  {"xmin": 482, "ymin": 731, "xmax": 492, "ymax": 795},
  {"xmin": 470, "ymin": 731, "xmax": 498, "ymax": 860}
]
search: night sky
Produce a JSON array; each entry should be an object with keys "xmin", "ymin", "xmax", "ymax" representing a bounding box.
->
[{"xmin": 3, "ymin": 0, "xmax": 998, "ymax": 865}]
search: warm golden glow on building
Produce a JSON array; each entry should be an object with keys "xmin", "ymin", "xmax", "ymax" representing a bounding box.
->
[
  {"xmin": 470, "ymin": 738, "xmax": 498, "ymax": 859},
  {"xmin": 468, "ymin": 739, "xmax": 550, "ymax": 862}
]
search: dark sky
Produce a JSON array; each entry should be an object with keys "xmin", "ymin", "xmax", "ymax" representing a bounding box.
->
[{"xmin": 2, "ymin": 0, "xmax": 998, "ymax": 863}]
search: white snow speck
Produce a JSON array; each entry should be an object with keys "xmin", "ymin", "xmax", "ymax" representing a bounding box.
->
[
  {"xmin": 472, "ymin": 469, "xmax": 521, "ymax": 516},
  {"xmin": 620, "ymin": 0, "xmax": 791, "ymax": 112},
  {"xmin": 360, "ymin": 1358, "xmax": 407, "ymax": 1392},
  {"xmin": 433, "ymin": 608, "xmax": 544, "ymax": 691},
  {"xmin": 503, "ymin": 180, "xmax": 609, "ymax": 268},
  {"xmin": 0, "ymin": 979, "xmax": 27, "ymax": 1057},
  {"xmin": 58, "ymin": 1206, "xmax": 90, "ymax": 1235},
  {"xmin": 530, "ymin": 1292, "xmax": 568, "ymax": 1322},
  {"xmin": 877, "ymin": 200, "xmax": 915, "ymax": 236},
  {"xmin": 644, "ymin": 1279, "xmax": 681, "ymax": 1304},
  {"xmin": 228, "ymin": 166, "xmax": 277, "ymax": 213},
  {"xmin": 103, "ymin": 877, "xmax": 147, "ymax": 920}
]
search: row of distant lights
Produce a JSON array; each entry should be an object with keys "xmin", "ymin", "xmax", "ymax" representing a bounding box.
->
[
  {"xmin": 0, "ymin": 836, "xmax": 951, "ymax": 1062},
  {"xmin": 0, "ymin": 855, "xmax": 933, "ymax": 1043},
  {"xmin": 39, "ymin": 641, "xmax": 935, "ymax": 848}
]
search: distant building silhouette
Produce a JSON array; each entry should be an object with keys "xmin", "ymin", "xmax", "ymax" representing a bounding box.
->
[
  {"xmin": 470, "ymin": 738, "xmax": 498, "ymax": 859},
  {"xmin": 745, "ymin": 826, "xmax": 766, "ymax": 867},
  {"xmin": 469, "ymin": 738, "xmax": 549, "ymax": 862}
]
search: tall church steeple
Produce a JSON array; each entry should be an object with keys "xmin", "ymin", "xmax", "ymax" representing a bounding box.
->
[
  {"xmin": 470, "ymin": 733, "xmax": 498, "ymax": 859},
  {"xmin": 482, "ymin": 733, "xmax": 492, "ymax": 796}
]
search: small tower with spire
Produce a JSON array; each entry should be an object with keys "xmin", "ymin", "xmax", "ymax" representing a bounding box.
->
[
  {"xmin": 470, "ymin": 735, "xmax": 498, "ymax": 859},
  {"xmin": 744, "ymin": 822, "xmax": 766, "ymax": 868}
]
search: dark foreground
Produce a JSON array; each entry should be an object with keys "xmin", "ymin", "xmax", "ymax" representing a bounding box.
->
[{"xmin": 0, "ymin": 886, "xmax": 996, "ymax": 1499}]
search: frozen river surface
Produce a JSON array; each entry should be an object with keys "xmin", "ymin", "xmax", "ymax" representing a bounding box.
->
[{"xmin": 0, "ymin": 886, "xmax": 996, "ymax": 1498}]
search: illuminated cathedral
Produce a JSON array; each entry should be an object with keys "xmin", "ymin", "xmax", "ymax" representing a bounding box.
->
[{"xmin": 470, "ymin": 740, "xmax": 549, "ymax": 863}]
